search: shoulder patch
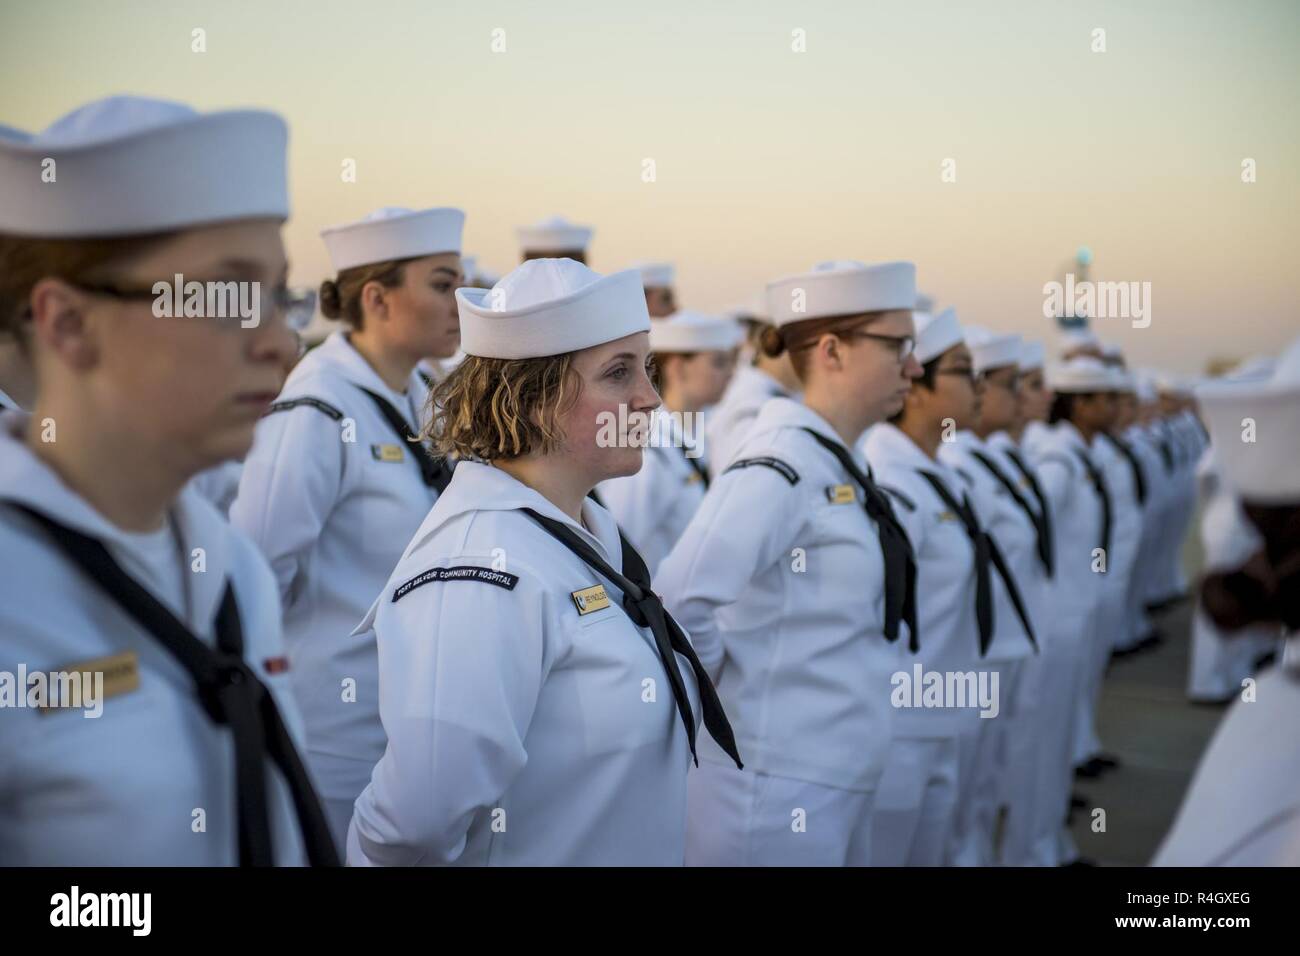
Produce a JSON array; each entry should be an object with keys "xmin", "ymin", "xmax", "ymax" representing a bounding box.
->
[
  {"xmin": 392, "ymin": 565, "xmax": 519, "ymax": 602},
  {"xmin": 265, "ymin": 396, "xmax": 344, "ymax": 421},
  {"xmin": 878, "ymin": 484, "xmax": 916, "ymax": 512},
  {"xmin": 723, "ymin": 456, "xmax": 800, "ymax": 485}
]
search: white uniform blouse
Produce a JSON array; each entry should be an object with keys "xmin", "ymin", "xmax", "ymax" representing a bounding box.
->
[
  {"xmin": 863, "ymin": 423, "xmax": 982, "ymax": 736},
  {"xmin": 347, "ymin": 461, "xmax": 701, "ymax": 866},
  {"xmin": 230, "ymin": 331, "xmax": 439, "ymax": 799},
  {"xmin": 658, "ymin": 397, "xmax": 901, "ymax": 792},
  {"xmin": 0, "ymin": 415, "xmax": 307, "ymax": 865}
]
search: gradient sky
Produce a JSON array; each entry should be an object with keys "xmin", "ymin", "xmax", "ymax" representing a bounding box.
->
[{"xmin": 2, "ymin": 0, "xmax": 1297, "ymax": 373}]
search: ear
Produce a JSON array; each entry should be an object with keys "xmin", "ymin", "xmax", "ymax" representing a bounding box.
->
[
  {"xmin": 28, "ymin": 277, "xmax": 101, "ymax": 371},
  {"xmin": 360, "ymin": 280, "xmax": 389, "ymax": 320},
  {"xmin": 815, "ymin": 332, "xmax": 845, "ymax": 373}
]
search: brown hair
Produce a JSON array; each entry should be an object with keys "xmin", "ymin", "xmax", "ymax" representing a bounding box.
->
[
  {"xmin": 319, "ymin": 258, "xmax": 412, "ymax": 329},
  {"xmin": 759, "ymin": 311, "xmax": 885, "ymax": 380},
  {"xmin": 0, "ymin": 231, "xmax": 177, "ymax": 345},
  {"xmin": 424, "ymin": 352, "xmax": 582, "ymax": 460}
]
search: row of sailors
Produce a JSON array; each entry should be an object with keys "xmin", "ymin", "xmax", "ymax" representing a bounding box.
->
[{"xmin": 0, "ymin": 94, "xmax": 1271, "ymax": 867}]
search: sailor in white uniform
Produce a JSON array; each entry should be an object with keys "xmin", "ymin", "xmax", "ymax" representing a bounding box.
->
[
  {"xmin": 0, "ymin": 95, "xmax": 334, "ymax": 865},
  {"xmin": 938, "ymin": 327, "xmax": 1042, "ymax": 865},
  {"xmin": 1030, "ymin": 356, "xmax": 1120, "ymax": 866},
  {"xmin": 704, "ymin": 306, "xmax": 804, "ymax": 479},
  {"xmin": 635, "ymin": 261, "xmax": 678, "ymax": 318},
  {"xmin": 230, "ymin": 205, "xmax": 466, "ymax": 849},
  {"xmin": 1155, "ymin": 335, "xmax": 1300, "ymax": 865},
  {"xmin": 975, "ymin": 338, "xmax": 1067, "ymax": 865},
  {"xmin": 1072, "ymin": 361, "xmax": 1142, "ymax": 777},
  {"xmin": 865, "ymin": 309, "xmax": 1035, "ymax": 865},
  {"xmin": 517, "ymin": 214, "xmax": 593, "ymax": 265},
  {"xmin": 658, "ymin": 259, "xmax": 920, "ymax": 866},
  {"xmin": 347, "ymin": 258, "xmax": 739, "ymax": 866},
  {"xmin": 598, "ymin": 310, "xmax": 741, "ymax": 574}
]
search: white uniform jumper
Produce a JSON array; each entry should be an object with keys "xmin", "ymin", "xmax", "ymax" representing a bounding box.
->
[
  {"xmin": 704, "ymin": 364, "xmax": 792, "ymax": 480},
  {"xmin": 659, "ymin": 398, "xmax": 906, "ymax": 866},
  {"xmin": 231, "ymin": 330, "xmax": 442, "ymax": 848},
  {"xmin": 0, "ymin": 416, "xmax": 319, "ymax": 865},
  {"xmin": 939, "ymin": 431, "xmax": 1040, "ymax": 866},
  {"xmin": 1031, "ymin": 421, "xmax": 1110, "ymax": 864},
  {"xmin": 598, "ymin": 413, "xmax": 709, "ymax": 576},
  {"xmin": 347, "ymin": 462, "xmax": 712, "ymax": 866},
  {"xmin": 863, "ymin": 423, "xmax": 986, "ymax": 866}
]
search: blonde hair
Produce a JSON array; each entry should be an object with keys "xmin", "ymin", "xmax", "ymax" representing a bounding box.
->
[{"xmin": 425, "ymin": 352, "xmax": 582, "ymax": 460}]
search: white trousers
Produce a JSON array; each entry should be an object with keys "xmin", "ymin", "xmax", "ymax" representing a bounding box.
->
[
  {"xmin": 869, "ymin": 734, "xmax": 961, "ymax": 866},
  {"xmin": 685, "ymin": 760, "xmax": 877, "ymax": 866}
]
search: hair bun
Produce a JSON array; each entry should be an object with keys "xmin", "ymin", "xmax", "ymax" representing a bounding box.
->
[
  {"xmin": 318, "ymin": 278, "xmax": 342, "ymax": 319},
  {"xmin": 759, "ymin": 324, "xmax": 786, "ymax": 358}
]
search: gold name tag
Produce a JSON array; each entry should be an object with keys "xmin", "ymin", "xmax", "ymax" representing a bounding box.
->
[
  {"xmin": 571, "ymin": 584, "xmax": 611, "ymax": 615},
  {"xmin": 685, "ymin": 471, "xmax": 703, "ymax": 484},
  {"xmin": 38, "ymin": 651, "xmax": 140, "ymax": 714},
  {"xmin": 937, "ymin": 510, "xmax": 959, "ymax": 523},
  {"xmin": 826, "ymin": 484, "xmax": 856, "ymax": 505},
  {"xmin": 371, "ymin": 443, "xmax": 405, "ymax": 463}
]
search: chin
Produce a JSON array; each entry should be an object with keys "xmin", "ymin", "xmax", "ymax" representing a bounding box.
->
[{"xmin": 601, "ymin": 447, "xmax": 645, "ymax": 481}]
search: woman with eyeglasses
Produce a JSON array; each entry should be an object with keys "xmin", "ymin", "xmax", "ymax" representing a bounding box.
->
[
  {"xmin": 936, "ymin": 328, "xmax": 1045, "ymax": 866},
  {"xmin": 657, "ymin": 260, "xmax": 921, "ymax": 866},
  {"xmin": 230, "ymin": 206, "xmax": 466, "ymax": 851},
  {"xmin": 0, "ymin": 95, "xmax": 336, "ymax": 864},
  {"xmin": 863, "ymin": 309, "xmax": 1034, "ymax": 865}
]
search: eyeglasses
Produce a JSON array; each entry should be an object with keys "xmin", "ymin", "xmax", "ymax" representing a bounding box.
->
[
  {"xmin": 72, "ymin": 279, "xmax": 317, "ymax": 331},
  {"xmin": 935, "ymin": 365, "xmax": 976, "ymax": 384},
  {"xmin": 980, "ymin": 370, "xmax": 1020, "ymax": 391},
  {"xmin": 838, "ymin": 329, "xmax": 917, "ymax": 362}
]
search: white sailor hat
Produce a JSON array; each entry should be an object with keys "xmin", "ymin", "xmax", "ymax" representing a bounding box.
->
[
  {"xmin": 456, "ymin": 258, "xmax": 649, "ymax": 360},
  {"xmin": 915, "ymin": 307, "xmax": 965, "ymax": 364},
  {"xmin": 0, "ymin": 95, "xmax": 288, "ymax": 238},
  {"xmin": 964, "ymin": 325, "xmax": 1022, "ymax": 375},
  {"xmin": 1059, "ymin": 327, "xmax": 1102, "ymax": 358},
  {"xmin": 516, "ymin": 215, "xmax": 593, "ymax": 254},
  {"xmin": 321, "ymin": 206, "xmax": 464, "ymax": 272},
  {"xmin": 0, "ymin": 123, "xmax": 30, "ymax": 142},
  {"xmin": 1107, "ymin": 365, "xmax": 1137, "ymax": 392},
  {"xmin": 650, "ymin": 310, "xmax": 743, "ymax": 353},
  {"xmin": 1197, "ymin": 335, "xmax": 1300, "ymax": 503},
  {"xmin": 635, "ymin": 261, "xmax": 676, "ymax": 289},
  {"xmin": 1047, "ymin": 356, "xmax": 1117, "ymax": 393},
  {"xmin": 765, "ymin": 260, "xmax": 916, "ymax": 328},
  {"xmin": 1019, "ymin": 339, "xmax": 1046, "ymax": 371},
  {"xmin": 915, "ymin": 292, "xmax": 936, "ymax": 313}
]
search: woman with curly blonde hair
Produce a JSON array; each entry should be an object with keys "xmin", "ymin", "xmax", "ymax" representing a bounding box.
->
[{"xmin": 347, "ymin": 258, "xmax": 740, "ymax": 866}]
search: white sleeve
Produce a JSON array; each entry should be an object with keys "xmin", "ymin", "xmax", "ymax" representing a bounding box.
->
[
  {"xmin": 348, "ymin": 558, "xmax": 550, "ymax": 866},
  {"xmin": 229, "ymin": 405, "xmax": 346, "ymax": 605},
  {"xmin": 657, "ymin": 464, "xmax": 804, "ymax": 680}
]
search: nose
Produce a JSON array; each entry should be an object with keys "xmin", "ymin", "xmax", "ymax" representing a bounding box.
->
[
  {"xmin": 250, "ymin": 311, "xmax": 299, "ymax": 373},
  {"xmin": 636, "ymin": 365, "xmax": 662, "ymax": 413}
]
